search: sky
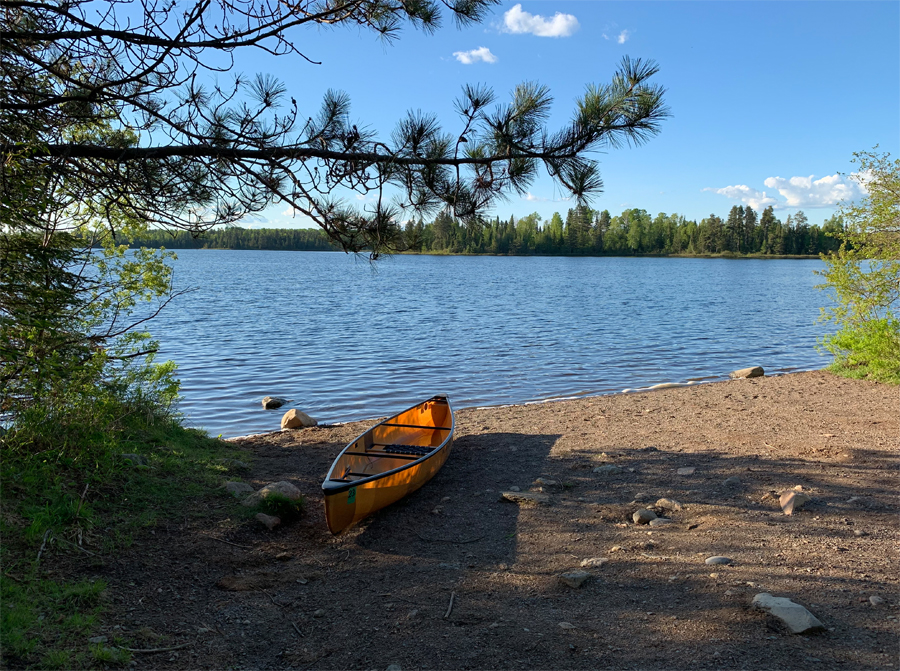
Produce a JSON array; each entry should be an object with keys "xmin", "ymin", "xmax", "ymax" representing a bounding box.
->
[{"xmin": 231, "ymin": 1, "xmax": 899, "ymax": 229}]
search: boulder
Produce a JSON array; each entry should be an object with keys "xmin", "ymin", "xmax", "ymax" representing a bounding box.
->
[
  {"xmin": 730, "ymin": 366, "xmax": 765, "ymax": 379},
  {"xmin": 261, "ymin": 396, "xmax": 288, "ymax": 409},
  {"xmin": 655, "ymin": 497, "xmax": 683, "ymax": 512},
  {"xmin": 280, "ymin": 409, "xmax": 317, "ymax": 429},
  {"xmin": 633, "ymin": 508, "xmax": 657, "ymax": 525},
  {"xmin": 752, "ymin": 593, "xmax": 825, "ymax": 634},
  {"xmin": 242, "ymin": 480, "xmax": 303, "ymax": 507}
]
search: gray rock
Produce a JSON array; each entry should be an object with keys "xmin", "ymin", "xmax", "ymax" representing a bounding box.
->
[
  {"xmin": 508, "ymin": 485, "xmax": 521, "ymax": 492},
  {"xmin": 633, "ymin": 492, "xmax": 651, "ymax": 502},
  {"xmin": 558, "ymin": 571, "xmax": 592, "ymax": 588},
  {"xmin": 500, "ymin": 491, "xmax": 550, "ymax": 506},
  {"xmin": 705, "ymin": 556, "xmax": 733, "ymax": 565},
  {"xmin": 730, "ymin": 366, "xmax": 765, "ymax": 379},
  {"xmin": 676, "ymin": 467, "xmax": 696, "ymax": 476},
  {"xmin": 558, "ymin": 622, "xmax": 578, "ymax": 629},
  {"xmin": 869, "ymin": 596, "xmax": 885, "ymax": 606},
  {"xmin": 88, "ymin": 635, "xmax": 108, "ymax": 644},
  {"xmin": 853, "ymin": 529, "xmax": 869, "ymax": 537},
  {"xmin": 261, "ymin": 396, "xmax": 288, "ymax": 409},
  {"xmin": 280, "ymin": 408, "xmax": 317, "ymax": 429},
  {"xmin": 780, "ymin": 490, "xmax": 811, "ymax": 515},
  {"xmin": 593, "ymin": 464, "xmax": 623, "ymax": 476},
  {"xmin": 633, "ymin": 509, "xmax": 657, "ymax": 525},
  {"xmin": 580, "ymin": 557, "xmax": 608, "ymax": 568},
  {"xmin": 119, "ymin": 453, "xmax": 148, "ymax": 467},
  {"xmin": 255, "ymin": 513, "xmax": 281, "ymax": 530},
  {"xmin": 224, "ymin": 481, "xmax": 255, "ymax": 498},
  {"xmin": 242, "ymin": 480, "xmax": 303, "ymax": 507},
  {"xmin": 313, "ymin": 609, "xmax": 325, "ymax": 618},
  {"xmin": 386, "ymin": 665, "xmax": 402, "ymax": 671},
  {"xmin": 752, "ymin": 593, "xmax": 825, "ymax": 634},
  {"xmin": 656, "ymin": 497, "xmax": 683, "ymax": 512},
  {"xmin": 723, "ymin": 477, "xmax": 742, "ymax": 487},
  {"xmin": 533, "ymin": 478, "xmax": 557, "ymax": 487},
  {"xmin": 649, "ymin": 517, "xmax": 674, "ymax": 527}
]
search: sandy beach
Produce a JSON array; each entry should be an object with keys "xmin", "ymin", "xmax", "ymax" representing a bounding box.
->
[{"xmin": 91, "ymin": 370, "xmax": 898, "ymax": 669}]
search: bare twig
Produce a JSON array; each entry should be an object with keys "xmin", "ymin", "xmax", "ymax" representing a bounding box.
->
[
  {"xmin": 36, "ymin": 529, "xmax": 52, "ymax": 565},
  {"xmin": 291, "ymin": 620, "xmax": 303, "ymax": 637},
  {"xmin": 74, "ymin": 483, "xmax": 90, "ymax": 519},
  {"xmin": 415, "ymin": 531, "xmax": 485, "ymax": 544},
  {"xmin": 202, "ymin": 535, "xmax": 251, "ymax": 549},
  {"xmin": 57, "ymin": 537, "xmax": 99, "ymax": 557},
  {"xmin": 119, "ymin": 642, "xmax": 193, "ymax": 654},
  {"xmin": 443, "ymin": 591, "xmax": 456, "ymax": 619}
]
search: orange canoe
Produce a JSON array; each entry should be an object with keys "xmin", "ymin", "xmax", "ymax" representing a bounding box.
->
[{"xmin": 322, "ymin": 395, "xmax": 454, "ymax": 534}]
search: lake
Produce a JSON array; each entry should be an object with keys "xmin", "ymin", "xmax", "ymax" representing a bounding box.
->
[{"xmin": 151, "ymin": 251, "xmax": 830, "ymax": 437}]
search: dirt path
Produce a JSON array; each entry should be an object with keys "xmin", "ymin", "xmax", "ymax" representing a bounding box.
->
[{"xmin": 88, "ymin": 371, "xmax": 897, "ymax": 669}]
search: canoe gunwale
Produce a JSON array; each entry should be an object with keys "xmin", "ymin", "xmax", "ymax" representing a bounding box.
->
[{"xmin": 321, "ymin": 395, "xmax": 454, "ymax": 497}]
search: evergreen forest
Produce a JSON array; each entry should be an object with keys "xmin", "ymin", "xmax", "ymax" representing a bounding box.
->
[{"xmin": 130, "ymin": 205, "xmax": 843, "ymax": 256}]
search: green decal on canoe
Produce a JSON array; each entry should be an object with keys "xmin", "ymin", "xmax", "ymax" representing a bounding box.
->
[{"xmin": 347, "ymin": 487, "xmax": 356, "ymax": 504}]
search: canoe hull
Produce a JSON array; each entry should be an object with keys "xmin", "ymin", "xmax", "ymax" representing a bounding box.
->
[{"xmin": 322, "ymin": 395, "xmax": 454, "ymax": 534}]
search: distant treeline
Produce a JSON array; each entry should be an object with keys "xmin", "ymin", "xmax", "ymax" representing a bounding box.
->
[
  {"xmin": 129, "ymin": 205, "xmax": 843, "ymax": 257},
  {"xmin": 404, "ymin": 205, "xmax": 843, "ymax": 256},
  {"xmin": 127, "ymin": 227, "xmax": 336, "ymax": 251}
]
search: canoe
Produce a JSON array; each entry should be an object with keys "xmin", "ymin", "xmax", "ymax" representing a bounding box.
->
[{"xmin": 322, "ymin": 395, "xmax": 454, "ymax": 534}]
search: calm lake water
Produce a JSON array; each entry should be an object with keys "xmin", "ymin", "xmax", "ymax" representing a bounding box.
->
[{"xmin": 151, "ymin": 251, "xmax": 830, "ymax": 437}]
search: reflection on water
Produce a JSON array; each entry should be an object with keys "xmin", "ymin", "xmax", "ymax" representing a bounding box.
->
[{"xmin": 150, "ymin": 251, "xmax": 828, "ymax": 437}]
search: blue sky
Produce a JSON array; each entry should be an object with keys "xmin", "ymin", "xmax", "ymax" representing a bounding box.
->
[{"xmin": 237, "ymin": 1, "xmax": 899, "ymax": 229}]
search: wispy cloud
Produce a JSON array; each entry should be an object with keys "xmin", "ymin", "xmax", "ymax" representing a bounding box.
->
[
  {"xmin": 617, "ymin": 29, "xmax": 631, "ymax": 44},
  {"xmin": 502, "ymin": 4, "xmax": 579, "ymax": 38},
  {"xmin": 453, "ymin": 46, "xmax": 498, "ymax": 65},
  {"xmin": 705, "ymin": 172, "xmax": 868, "ymax": 210}
]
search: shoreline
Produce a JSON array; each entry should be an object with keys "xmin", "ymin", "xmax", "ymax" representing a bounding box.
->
[{"xmin": 223, "ymin": 367, "xmax": 825, "ymax": 442}]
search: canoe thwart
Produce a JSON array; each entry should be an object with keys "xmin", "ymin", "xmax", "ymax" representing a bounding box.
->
[
  {"xmin": 380, "ymin": 422, "xmax": 452, "ymax": 430},
  {"xmin": 340, "ymin": 450, "xmax": 424, "ymax": 461}
]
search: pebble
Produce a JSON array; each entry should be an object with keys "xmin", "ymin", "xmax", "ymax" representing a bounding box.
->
[
  {"xmin": 313, "ymin": 609, "xmax": 325, "ymax": 618},
  {"xmin": 255, "ymin": 513, "xmax": 281, "ymax": 530},
  {"xmin": 580, "ymin": 557, "xmax": 608, "ymax": 568},
  {"xmin": 676, "ymin": 467, "xmax": 695, "ymax": 475},
  {"xmin": 869, "ymin": 596, "xmax": 885, "ymax": 606},
  {"xmin": 723, "ymin": 477, "xmax": 741, "ymax": 487},
  {"xmin": 655, "ymin": 498, "xmax": 683, "ymax": 512},
  {"xmin": 558, "ymin": 622, "xmax": 577, "ymax": 629},
  {"xmin": 558, "ymin": 571, "xmax": 592, "ymax": 588},
  {"xmin": 386, "ymin": 665, "xmax": 402, "ymax": 671},
  {"xmin": 88, "ymin": 636, "xmax": 108, "ymax": 644},
  {"xmin": 609, "ymin": 545, "xmax": 623, "ymax": 553},
  {"xmin": 633, "ymin": 509, "xmax": 657, "ymax": 525},
  {"xmin": 633, "ymin": 492, "xmax": 651, "ymax": 502},
  {"xmin": 780, "ymin": 490, "xmax": 811, "ymax": 515},
  {"xmin": 500, "ymin": 491, "xmax": 549, "ymax": 506},
  {"xmin": 853, "ymin": 529, "xmax": 868, "ymax": 537},
  {"xmin": 593, "ymin": 464, "xmax": 623, "ymax": 476},
  {"xmin": 508, "ymin": 486, "xmax": 521, "ymax": 492},
  {"xmin": 225, "ymin": 481, "xmax": 255, "ymax": 498},
  {"xmin": 533, "ymin": 478, "xmax": 557, "ymax": 487},
  {"xmin": 649, "ymin": 518, "xmax": 673, "ymax": 527},
  {"xmin": 705, "ymin": 556, "xmax": 733, "ymax": 565}
]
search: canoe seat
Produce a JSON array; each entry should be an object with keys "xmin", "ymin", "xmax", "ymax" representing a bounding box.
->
[{"xmin": 382, "ymin": 444, "xmax": 435, "ymax": 457}]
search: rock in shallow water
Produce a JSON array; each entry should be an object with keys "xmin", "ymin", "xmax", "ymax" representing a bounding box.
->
[{"xmin": 730, "ymin": 366, "xmax": 765, "ymax": 379}]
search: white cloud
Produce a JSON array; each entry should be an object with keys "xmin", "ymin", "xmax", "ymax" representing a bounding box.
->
[
  {"xmin": 523, "ymin": 192, "xmax": 545, "ymax": 202},
  {"xmin": 502, "ymin": 4, "xmax": 579, "ymax": 38},
  {"xmin": 763, "ymin": 173, "xmax": 866, "ymax": 208},
  {"xmin": 453, "ymin": 46, "xmax": 497, "ymax": 65},
  {"xmin": 706, "ymin": 172, "xmax": 867, "ymax": 210},
  {"xmin": 704, "ymin": 185, "xmax": 778, "ymax": 211},
  {"xmin": 617, "ymin": 29, "xmax": 630, "ymax": 44}
]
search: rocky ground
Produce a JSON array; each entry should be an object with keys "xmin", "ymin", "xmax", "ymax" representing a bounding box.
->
[{"xmin": 72, "ymin": 371, "xmax": 899, "ymax": 669}]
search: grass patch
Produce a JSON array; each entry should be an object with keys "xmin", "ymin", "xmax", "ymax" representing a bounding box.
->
[{"xmin": 1, "ymin": 402, "xmax": 251, "ymax": 668}]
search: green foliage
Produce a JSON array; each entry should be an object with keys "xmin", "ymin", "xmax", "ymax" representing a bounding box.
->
[
  {"xmin": 257, "ymin": 491, "xmax": 305, "ymax": 521},
  {"xmin": 818, "ymin": 150, "xmax": 900, "ymax": 384}
]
